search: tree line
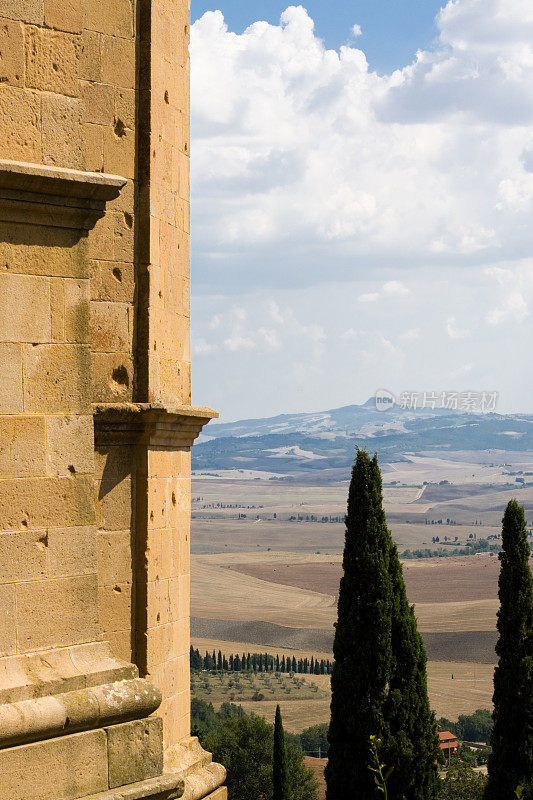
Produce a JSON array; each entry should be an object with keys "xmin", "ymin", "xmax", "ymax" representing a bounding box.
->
[{"xmin": 190, "ymin": 647, "xmax": 333, "ymax": 675}]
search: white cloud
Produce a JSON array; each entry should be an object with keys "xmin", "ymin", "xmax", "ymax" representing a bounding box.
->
[
  {"xmin": 191, "ymin": 0, "xmax": 533, "ymax": 291},
  {"xmin": 190, "ymin": 1, "xmax": 533, "ymax": 417},
  {"xmin": 485, "ymin": 262, "xmax": 532, "ymax": 325},
  {"xmin": 351, "ymin": 24, "xmax": 362, "ymax": 37},
  {"xmin": 446, "ymin": 316, "xmax": 471, "ymax": 339},
  {"xmin": 383, "ymin": 280, "xmax": 411, "ymax": 296}
]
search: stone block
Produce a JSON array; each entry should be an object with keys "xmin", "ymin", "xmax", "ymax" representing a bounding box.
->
[
  {"xmin": 0, "ymin": 584, "xmax": 16, "ymax": 657},
  {"xmin": 42, "ymin": 93, "xmax": 83, "ymax": 169},
  {"xmin": 64, "ymin": 277, "xmax": 90, "ymax": 343},
  {"xmin": 0, "ymin": 343, "xmax": 22, "ymax": 412},
  {"xmin": 91, "ymin": 301, "xmax": 131, "ymax": 353},
  {"xmin": 50, "ymin": 278, "xmax": 65, "ymax": 341},
  {"xmin": 47, "ymin": 525, "xmax": 97, "ymax": 577},
  {"xmin": 80, "ymin": 29, "xmax": 101, "ymax": 82},
  {"xmin": 98, "ymin": 582, "xmax": 132, "ymax": 634},
  {"xmin": 105, "ymin": 629, "xmax": 132, "ymax": 663},
  {"xmin": 0, "ymin": 415, "xmax": 46, "ymax": 477},
  {"xmin": 0, "ymin": 0, "xmax": 42, "ymax": 24},
  {"xmin": 102, "ymin": 35, "xmax": 135, "ymax": 88},
  {"xmin": 0, "ymin": 729, "xmax": 108, "ymax": 800},
  {"xmin": 15, "ymin": 573, "xmax": 99, "ymax": 652},
  {"xmin": 114, "ymin": 87, "xmax": 135, "ymax": 130},
  {"xmin": 82, "ymin": 80, "xmax": 115, "ymax": 125},
  {"xmin": 0, "ymin": 273, "xmax": 50, "ymax": 343},
  {"xmin": 106, "ymin": 717, "xmax": 163, "ymax": 789},
  {"xmin": 0, "ymin": 18, "xmax": 24, "ymax": 87},
  {"xmin": 0, "ymin": 225, "xmax": 87, "ymax": 278},
  {"xmin": 97, "ymin": 530, "xmax": 132, "ymax": 585},
  {"xmin": 0, "ymin": 85, "xmax": 41, "ymax": 161},
  {"xmin": 44, "ymin": 0, "xmax": 82, "ymax": 33},
  {"xmin": 104, "ymin": 125, "xmax": 135, "ymax": 179},
  {"xmin": 84, "ymin": 122, "xmax": 105, "ymax": 172},
  {"xmin": 0, "ymin": 530, "xmax": 47, "ymax": 582},
  {"xmin": 23, "ymin": 343, "xmax": 91, "ymax": 413},
  {"xmin": 93, "ymin": 445, "xmax": 134, "ymax": 522},
  {"xmin": 88, "ymin": 211, "xmax": 115, "ymax": 260},
  {"xmin": 25, "ymin": 26, "xmax": 80, "ymax": 96},
  {"xmin": 46, "ymin": 414, "xmax": 94, "ymax": 476},
  {"xmin": 114, "ymin": 210, "xmax": 134, "ymax": 262},
  {"xmin": 0, "ymin": 475, "xmax": 94, "ymax": 531},
  {"xmin": 83, "ymin": 0, "xmax": 133, "ymax": 37},
  {"xmin": 91, "ymin": 352, "xmax": 133, "ymax": 403},
  {"xmin": 91, "ymin": 260, "xmax": 134, "ymax": 303}
]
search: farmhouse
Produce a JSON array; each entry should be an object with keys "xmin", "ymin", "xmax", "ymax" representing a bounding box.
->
[{"xmin": 439, "ymin": 730, "xmax": 460, "ymax": 761}]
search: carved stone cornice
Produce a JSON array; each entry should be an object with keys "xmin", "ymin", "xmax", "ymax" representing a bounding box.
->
[
  {"xmin": 0, "ymin": 159, "xmax": 126, "ymax": 231},
  {"xmin": 93, "ymin": 403, "xmax": 218, "ymax": 449}
]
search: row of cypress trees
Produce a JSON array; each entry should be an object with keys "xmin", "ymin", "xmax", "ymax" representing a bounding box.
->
[
  {"xmin": 325, "ymin": 448, "xmax": 533, "ymax": 799},
  {"xmin": 190, "ymin": 647, "xmax": 332, "ymax": 675}
]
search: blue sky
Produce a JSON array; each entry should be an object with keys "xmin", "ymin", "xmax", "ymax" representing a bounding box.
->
[
  {"xmin": 191, "ymin": 0, "xmax": 445, "ymax": 73},
  {"xmin": 189, "ymin": 1, "xmax": 533, "ymax": 421}
]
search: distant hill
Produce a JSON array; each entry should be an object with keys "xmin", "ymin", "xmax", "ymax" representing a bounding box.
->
[{"xmin": 192, "ymin": 401, "xmax": 533, "ymax": 479}]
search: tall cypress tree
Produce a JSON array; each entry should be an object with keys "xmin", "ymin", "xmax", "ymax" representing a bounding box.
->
[
  {"xmin": 384, "ymin": 537, "xmax": 440, "ymax": 799},
  {"xmin": 273, "ymin": 705, "xmax": 290, "ymax": 800},
  {"xmin": 485, "ymin": 499, "xmax": 533, "ymax": 800},
  {"xmin": 326, "ymin": 450, "xmax": 393, "ymax": 800}
]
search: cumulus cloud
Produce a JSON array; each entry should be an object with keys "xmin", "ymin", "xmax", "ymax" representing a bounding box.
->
[
  {"xmin": 446, "ymin": 317, "xmax": 471, "ymax": 339},
  {"xmin": 190, "ymin": 1, "xmax": 533, "ymax": 418},
  {"xmin": 191, "ymin": 0, "xmax": 533, "ymax": 290}
]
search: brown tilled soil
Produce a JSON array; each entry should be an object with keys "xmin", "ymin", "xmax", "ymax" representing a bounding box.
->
[
  {"xmin": 304, "ymin": 758, "xmax": 326, "ymax": 799},
  {"xmin": 226, "ymin": 556, "xmax": 523, "ymax": 603}
]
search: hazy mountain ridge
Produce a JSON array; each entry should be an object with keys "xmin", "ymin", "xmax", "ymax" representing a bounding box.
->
[{"xmin": 193, "ymin": 402, "xmax": 533, "ymax": 477}]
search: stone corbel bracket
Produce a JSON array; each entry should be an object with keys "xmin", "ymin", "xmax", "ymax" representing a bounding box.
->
[
  {"xmin": 93, "ymin": 403, "xmax": 219, "ymax": 449},
  {"xmin": 0, "ymin": 159, "xmax": 126, "ymax": 232}
]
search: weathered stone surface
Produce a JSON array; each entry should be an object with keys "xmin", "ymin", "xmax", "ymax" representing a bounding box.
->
[
  {"xmin": 42, "ymin": 93, "xmax": 83, "ymax": 168},
  {"xmin": 0, "ymin": 729, "xmax": 108, "ymax": 800},
  {"xmin": 0, "ymin": 416, "xmax": 46, "ymax": 476},
  {"xmin": 107, "ymin": 717, "xmax": 164, "ymax": 789},
  {"xmin": 46, "ymin": 414, "xmax": 94, "ymax": 476},
  {"xmin": 25, "ymin": 26, "xmax": 80, "ymax": 96},
  {"xmin": 0, "ymin": 273, "xmax": 50, "ymax": 343},
  {"xmin": 15, "ymin": 574, "xmax": 99, "ymax": 652},
  {"xmin": 23, "ymin": 344, "xmax": 92, "ymax": 413},
  {"xmin": 81, "ymin": 773, "xmax": 185, "ymax": 800},
  {"xmin": 43, "ymin": 0, "xmax": 81, "ymax": 33},
  {"xmin": 0, "ymin": 475, "xmax": 94, "ymax": 530},
  {"xmin": 0, "ymin": 18, "xmax": 24, "ymax": 87},
  {"xmin": 0, "ymin": 85, "xmax": 41, "ymax": 161}
]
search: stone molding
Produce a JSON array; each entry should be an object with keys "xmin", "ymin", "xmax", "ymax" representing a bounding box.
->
[
  {"xmin": 0, "ymin": 642, "xmax": 138, "ymax": 705},
  {"xmin": 0, "ymin": 159, "xmax": 126, "ymax": 231},
  {"xmin": 93, "ymin": 403, "xmax": 218, "ymax": 449},
  {"xmin": 80, "ymin": 774, "xmax": 185, "ymax": 800},
  {"xmin": 0, "ymin": 678, "xmax": 161, "ymax": 748},
  {"xmin": 165, "ymin": 737, "xmax": 226, "ymax": 800}
]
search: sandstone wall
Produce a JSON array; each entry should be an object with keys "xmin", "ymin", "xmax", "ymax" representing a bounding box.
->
[{"xmin": 0, "ymin": 0, "xmax": 224, "ymax": 796}]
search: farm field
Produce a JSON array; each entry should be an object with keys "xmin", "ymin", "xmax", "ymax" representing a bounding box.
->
[
  {"xmin": 189, "ymin": 653, "xmax": 493, "ymax": 731},
  {"xmin": 190, "ymin": 454, "xmax": 533, "ymax": 730},
  {"xmin": 191, "ymin": 670, "xmax": 327, "ymax": 704}
]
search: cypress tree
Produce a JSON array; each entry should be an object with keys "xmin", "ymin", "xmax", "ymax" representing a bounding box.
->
[
  {"xmin": 273, "ymin": 705, "xmax": 290, "ymax": 800},
  {"xmin": 326, "ymin": 450, "xmax": 393, "ymax": 800},
  {"xmin": 217, "ymin": 650, "xmax": 222, "ymax": 671},
  {"xmin": 384, "ymin": 534, "xmax": 440, "ymax": 799},
  {"xmin": 292, "ymin": 656, "xmax": 297, "ymax": 673},
  {"xmin": 485, "ymin": 499, "xmax": 533, "ymax": 800}
]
